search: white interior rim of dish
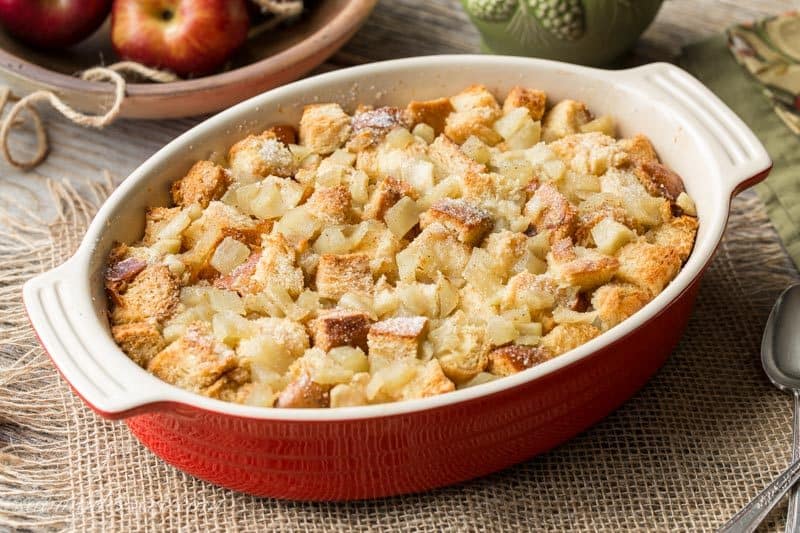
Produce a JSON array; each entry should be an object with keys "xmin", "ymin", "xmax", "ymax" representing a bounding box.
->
[{"xmin": 41, "ymin": 55, "xmax": 765, "ymax": 421}]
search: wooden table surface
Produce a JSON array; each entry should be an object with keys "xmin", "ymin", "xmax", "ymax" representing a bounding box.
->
[{"xmin": 0, "ymin": 0, "xmax": 794, "ymax": 221}]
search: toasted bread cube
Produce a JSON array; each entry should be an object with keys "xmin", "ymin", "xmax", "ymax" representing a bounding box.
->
[
  {"xmin": 435, "ymin": 321, "xmax": 489, "ymax": 384},
  {"xmin": 427, "ymin": 134, "xmax": 487, "ymax": 179},
  {"xmin": 445, "ymin": 85, "xmax": 503, "ymax": 145},
  {"xmin": 615, "ymin": 240, "xmax": 682, "ymax": 296},
  {"xmin": 445, "ymin": 111, "xmax": 503, "ymax": 145},
  {"xmin": 147, "ymin": 324, "xmax": 238, "ymax": 394},
  {"xmin": 363, "ymin": 177, "xmax": 417, "ymax": 221},
  {"xmin": 484, "ymin": 230, "xmax": 528, "ymax": 275},
  {"xmin": 110, "ymin": 265, "xmax": 179, "ymax": 325},
  {"xmin": 305, "ymin": 185, "xmax": 353, "ymax": 225},
  {"xmin": 401, "ymin": 223, "xmax": 471, "ymax": 283},
  {"xmin": 616, "ymin": 134, "xmax": 658, "ymax": 167},
  {"xmin": 591, "ymin": 282, "xmax": 651, "ymax": 329},
  {"xmin": 228, "ymin": 133, "xmax": 296, "ymax": 181},
  {"xmin": 112, "ymin": 321, "xmax": 167, "ymax": 367},
  {"xmin": 539, "ymin": 323, "xmax": 600, "ymax": 356},
  {"xmin": 368, "ymin": 316, "xmax": 428, "ymax": 360},
  {"xmin": 548, "ymin": 132, "xmax": 621, "ymax": 176},
  {"xmin": 451, "ymin": 84, "xmax": 501, "ymax": 113},
  {"xmin": 634, "ymin": 161, "xmax": 686, "ymax": 202},
  {"xmin": 541, "ymin": 99, "xmax": 593, "ymax": 142},
  {"xmin": 252, "ymin": 232, "xmax": 304, "ymax": 297},
  {"xmin": 487, "ymin": 344, "xmax": 552, "ymax": 376},
  {"xmin": 181, "ymin": 202, "xmax": 270, "ymax": 280},
  {"xmin": 524, "ymin": 183, "xmax": 577, "ymax": 240},
  {"xmin": 143, "ymin": 206, "xmax": 183, "ymax": 246},
  {"xmin": 403, "ymin": 359, "xmax": 455, "ymax": 399},
  {"xmin": 348, "ymin": 106, "xmax": 409, "ymax": 151},
  {"xmin": 275, "ymin": 373, "xmax": 331, "ymax": 408},
  {"xmin": 502, "ymin": 271, "xmax": 557, "ymax": 312},
  {"xmin": 298, "ymin": 103, "xmax": 352, "ymax": 155},
  {"xmin": 405, "ymin": 97, "xmax": 454, "ymax": 135},
  {"xmin": 503, "ymin": 86, "xmax": 547, "ymax": 120},
  {"xmin": 548, "ymin": 240, "xmax": 619, "ymax": 291},
  {"xmin": 171, "ymin": 160, "xmax": 230, "ymax": 208},
  {"xmin": 316, "ymin": 253, "xmax": 374, "ymax": 299},
  {"xmin": 312, "ymin": 310, "xmax": 372, "ymax": 352},
  {"xmin": 647, "ymin": 215, "xmax": 698, "ymax": 262},
  {"xmin": 420, "ymin": 198, "xmax": 493, "ymax": 246}
]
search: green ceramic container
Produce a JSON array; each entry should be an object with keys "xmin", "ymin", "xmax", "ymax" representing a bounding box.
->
[{"xmin": 461, "ymin": 0, "xmax": 664, "ymax": 66}]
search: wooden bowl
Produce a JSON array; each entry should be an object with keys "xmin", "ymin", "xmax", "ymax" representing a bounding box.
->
[{"xmin": 0, "ymin": 0, "xmax": 376, "ymax": 119}]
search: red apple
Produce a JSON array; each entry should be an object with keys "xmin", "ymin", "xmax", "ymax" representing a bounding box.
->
[
  {"xmin": 111, "ymin": 0, "xmax": 250, "ymax": 78},
  {"xmin": 0, "ymin": 0, "xmax": 112, "ymax": 49}
]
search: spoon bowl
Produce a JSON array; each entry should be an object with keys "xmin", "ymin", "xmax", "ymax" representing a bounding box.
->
[{"xmin": 762, "ymin": 285, "xmax": 800, "ymax": 391}]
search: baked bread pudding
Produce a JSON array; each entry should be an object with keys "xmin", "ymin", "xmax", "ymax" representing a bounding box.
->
[{"xmin": 105, "ymin": 85, "xmax": 698, "ymax": 408}]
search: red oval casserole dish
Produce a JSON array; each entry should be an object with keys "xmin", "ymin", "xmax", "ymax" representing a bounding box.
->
[{"xmin": 23, "ymin": 56, "xmax": 771, "ymax": 500}]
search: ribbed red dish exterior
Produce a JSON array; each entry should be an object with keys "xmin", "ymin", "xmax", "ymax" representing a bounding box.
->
[{"xmin": 123, "ymin": 279, "xmax": 700, "ymax": 500}]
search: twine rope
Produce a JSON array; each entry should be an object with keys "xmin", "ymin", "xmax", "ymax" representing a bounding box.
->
[{"xmin": 0, "ymin": 62, "xmax": 178, "ymax": 171}]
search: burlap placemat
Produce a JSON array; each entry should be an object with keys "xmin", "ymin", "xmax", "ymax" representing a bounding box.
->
[{"xmin": 1, "ymin": 177, "xmax": 799, "ymax": 532}]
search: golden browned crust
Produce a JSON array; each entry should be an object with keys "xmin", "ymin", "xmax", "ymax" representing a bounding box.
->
[
  {"xmin": 252, "ymin": 232, "xmax": 304, "ymax": 297},
  {"xmin": 347, "ymin": 106, "xmax": 409, "ymax": 151},
  {"xmin": 111, "ymin": 322, "xmax": 166, "ymax": 368},
  {"xmin": 315, "ymin": 253, "xmax": 374, "ymax": 299},
  {"xmin": 228, "ymin": 133, "xmax": 296, "ymax": 179},
  {"xmin": 109, "ymin": 265, "xmax": 179, "ymax": 325},
  {"xmin": 304, "ymin": 185, "xmax": 353, "ymax": 225},
  {"xmin": 634, "ymin": 161, "xmax": 686, "ymax": 202},
  {"xmin": 367, "ymin": 316, "xmax": 428, "ymax": 360},
  {"xmin": 488, "ymin": 344, "xmax": 552, "ymax": 376},
  {"xmin": 539, "ymin": 323, "xmax": 600, "ymax": 356},
  {"xmin": 312, "ymin": 310, "xmax": 372, "ymax": 352},
  {"xmin": 548, "ymin": 239, "xmax": 619, "ymax": 291},
  {"xmin": 275, "ymin": 373, "xmax": 331, "ymax": 408},
  {"xmin": 591, "ymin": 282, "xmax": 651, "ymax": 329},
  {"xmin": 616, "ymin": 134, "xmax": 658, "ymax": 167},
  {"xmin": 147, "ymin": 324, "xmax": 239, "ymax": 394},
  {"xmin": 541, "ymin": 99, "xmax": 593, "ymax": 142},
  {"xmin": 171, "ymin": 160, "xmax": 230, "ymax": 208},
  {"xmin": 298, "ymin": 103, "xmax": 351, "ymax": 155},
  {"xmin": 405, "ymin": 97, "xmax": 454, "ymax": 135},
  {"xmin": 444, "ymin": 85, "xmax": 502, "ymax": 145},
  {"xmin": 615, "ymin": 240, "xmax": 682, "ymax": 296},
  {"xmin": 420, "ymin": 198, "xmax": 493, "ymax": 246},
  {"xmin": 427, "ymin": 134, "xmax": 487, "ymax": 178},
  {"xmin": 503, "ymin": 86, "xmax": 547, "ymax": 120},
  {"xmin": 525, "ymin": 183, "xmax": 577, "ymax": 240},
  {"xmin": 647, "ymin": 215, "xmax": 698, "ymax": 262},
  {"xmin": 404, "ymin": 360, "xmax": 455, "ymax": 399},
  {"xmin": 362, "ymin": 176, "xmax": 417, "ymax": 221}
]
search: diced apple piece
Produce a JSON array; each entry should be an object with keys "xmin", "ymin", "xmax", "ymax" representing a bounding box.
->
[
  {"xmin": 580, "ymin": 115, "xmax": 615, "ymax": 136},
  {"xmin": 493, "ymin": 107, "xmax": 530, "ymax": 140},
  {"xmin": 460, "ymin": 135, "xmax": 492, "ymax": 165},
  {"xmin": 210, "ymin": 236, "xmax": 250, "ymax": 275},
  {"xmin": 412, "ymin": 123, "xmax": 435, "ymax": 144},
  {"xmin": 506, "ymin": 119, "xmax": 541, "ymax": 150},
  {"xmin": 384, "ymin": 196, "xmax": 421, "ymax": 238},
  {"xmin": 486, "ymin": 315, "xmax": 518, "ymax": 346},
  {"xmin": 591, "ymin": 217, "xmax": 636, "ymax": 255},
  {"xmin": 676, "ymin": 191, "xmax": 697, "ymax": 216}
]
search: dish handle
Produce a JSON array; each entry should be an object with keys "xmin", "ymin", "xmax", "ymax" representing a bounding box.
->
[
  {"xmin": 622, "ymin": 62, "xmax": 772, "ymax": 197},
  {"xmin": 23, "ymin": 259, "xmax": 165, "ymax": 419}
]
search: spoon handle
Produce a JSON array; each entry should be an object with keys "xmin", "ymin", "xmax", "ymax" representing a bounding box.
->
[
  {"xmin": 786, "ymin": 392, "xmax": 800, "ymax": 533},
  {"xmin": 719, "ymin": 457, "xmax": 800, "ymax": 533}
]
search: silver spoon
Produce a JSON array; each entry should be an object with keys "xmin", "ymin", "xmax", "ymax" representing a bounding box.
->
[{"xmin": 720, "ymin": 284, "xmax": 800, "ymax": 533}]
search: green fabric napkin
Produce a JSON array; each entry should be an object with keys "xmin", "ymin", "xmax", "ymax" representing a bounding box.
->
[{"xmin": 680, "ymin": 34, "xmax": 800, "ymax": 270}]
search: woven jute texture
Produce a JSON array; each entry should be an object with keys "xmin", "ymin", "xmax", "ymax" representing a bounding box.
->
[{"xmin": 1, "ymin": 178, "xmax": 799, "ymax": 532}]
